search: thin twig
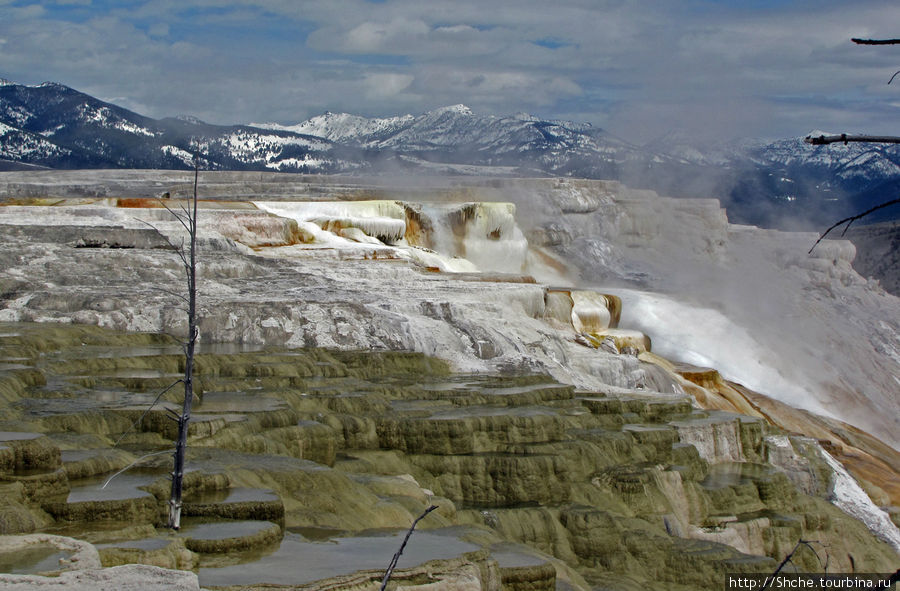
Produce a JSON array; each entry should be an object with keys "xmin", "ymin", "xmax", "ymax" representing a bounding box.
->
[
  {"xmin": 101, "ymin": 449, "xmax": 173, "ymax": 489},
  {"xmin": 153, "ymin": 287, "xmax": 190, "ymax": 305},
  {"xmin": 135, "ymin": 217, "xmax": 178, "ymax": 250},
  {"xmin": 134, "ymin": 217, "xmax": 191, "ymax": 270},
  {"xmin": 158, "ymin": 200, "xmax": 192, "ymax": 235},
  {"xmin": 380, "ymin": 505, "xmax": 438, "ymax": 591},
  {"xmin": 888, "ymin": 70, "xmax": 900, "ymax": 84},
  {"xmin": 761, "ymin": 540, "xmax": 827, "ymax": 591},
  {"xmin": 808, "ymin": 197, "xmax": 900, "ymax": 253},
  {"xmin": 111, "ymin": 379, "xmax": 184, "ymax": 448}
]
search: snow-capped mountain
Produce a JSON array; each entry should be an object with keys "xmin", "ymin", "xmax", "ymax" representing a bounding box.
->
[
  {"xmin": 0, "ymin": 80, "xmax": 358, "ymax": 172},
  {"xmin": 0, "ymin": 120, "xmax": 73, "ymax": 165},
  {"xmin": 744, "ymin": 132, "xmax": 900, "ymax": 183},
  {"xmin": 254, "ymin": 111, "xmax": 416, "ymax": 144},
  {"xmin": 1, "ymin": 78, "xmax": 898, "ymax": 228},
  {"xmin": 257, "ymin": 104, "xmax": 645, "ymax": 174},
  {"xmin": 641, "ymin": 130, "xmax": 900, "ymax": 228},
  {"xmin": 721, "ymin": 133, "xmax": 900, "ymax": 228}
]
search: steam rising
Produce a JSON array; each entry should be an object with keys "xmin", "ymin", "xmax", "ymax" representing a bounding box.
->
[
  {"xmin": 618, "ymin": 289, "xmax": 833, "ymax": 419},
  {"xmin": 489, "ymin": 178, "xmax": 900, "ymax": 450}
]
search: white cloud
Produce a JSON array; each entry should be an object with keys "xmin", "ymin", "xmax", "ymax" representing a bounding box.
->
[
  {"xmin": 2, "ymin": 0, "xmax": 900, "ymax": 139},
  {"xmin": 363, "ymin": 72, "xmax": 414, "ymax": 98},
  {"xmin": 342, "ymin": 18, "xmax": 429, "ymax": 53}
]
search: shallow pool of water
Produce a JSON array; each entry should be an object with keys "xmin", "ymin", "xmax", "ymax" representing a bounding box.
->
[
  {"xmin": 181, "ymin": 520, "xmax": 275, "ymax": 541},
  {"xmin": 96, "ymin": 538, "xmax": 170, "ymax": 551},
  {"xmin": 66, "ymin": 470, "xmax": 158, "ymax": 502},
  {"xmin": 0, "ymin": 545, "xmax": 70, "ymax": 575},
  {"xmin": 186, "ymin": 487, "xmax": 279, "ymax": 505},
  {"xmin": 198, "ymin": 529, "xmax": 479, "ymax": 587}
]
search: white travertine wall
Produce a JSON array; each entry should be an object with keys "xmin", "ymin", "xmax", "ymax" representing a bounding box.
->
[{"xmin": 0, "ymin": 173, "xmax": 897, "ymax": 450}]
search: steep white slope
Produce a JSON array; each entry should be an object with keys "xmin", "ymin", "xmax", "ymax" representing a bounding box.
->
[{"xmin": 502, "ymin": 178, "xmax": 900, "ymax": 449}]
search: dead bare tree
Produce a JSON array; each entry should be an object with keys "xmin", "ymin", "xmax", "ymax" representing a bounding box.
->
[
  {"xmin": 100, "ymin": 161, "xmax": 202, "ymax": 514},
  {"xmin": 125, "ymin": 155, "xmax": 200, "ymax": 529},
  {"xmin": 164, "ymin": 156, "xmax": 200, "ymax": 530}
]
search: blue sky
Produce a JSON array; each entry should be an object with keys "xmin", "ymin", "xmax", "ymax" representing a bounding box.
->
[{"xmin": 2, "ymin": 0, "xmax": 900, "ymax": 143}]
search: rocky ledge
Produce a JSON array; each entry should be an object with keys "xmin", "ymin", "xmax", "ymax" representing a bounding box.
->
[
  {"xmin": 0, "ymin": 172, "xmax": 898, "ymax": 589},
  {"xmin": 0, "ymin": 322, "xmax": 897, "ymax": 590}
]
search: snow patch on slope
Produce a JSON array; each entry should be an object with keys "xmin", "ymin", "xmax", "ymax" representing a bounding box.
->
[
  {"xmin": 0, "ymin": 122, "xmax": 71, "ymax": 160},
  {"xmin": 161, "ymin": 145, "xmax": 194, "ymax": 167},
  {"xmin": 254, "ymin": 112, "xmax": 414, "ymax": 143},
  {"xmin": 76, "ymin": 104, "xmax": 158, "ymax": 137}
]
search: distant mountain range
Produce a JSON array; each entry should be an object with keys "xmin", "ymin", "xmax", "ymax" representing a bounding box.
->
[{"xmin": 2, "ymin": 78, "xmax": 898, "ymax": 228}]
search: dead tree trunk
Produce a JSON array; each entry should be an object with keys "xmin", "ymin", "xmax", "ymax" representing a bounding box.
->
[{"xmin": 168, "ymin": 159, "xmax": 200, "ymax": 530}]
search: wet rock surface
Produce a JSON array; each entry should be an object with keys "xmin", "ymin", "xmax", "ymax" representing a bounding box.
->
[
  {"xmin": 0, "ymin": 174, "xmax": 898, "ymax": 589},
  {"xmin": 0, "ymin": 323, "xmax": 896, "ymax": 590}
]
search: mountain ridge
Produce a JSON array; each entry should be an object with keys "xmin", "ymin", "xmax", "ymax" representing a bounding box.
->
[{"xmin": 1, "ymin": 78, "xmax": 898, "ymax": 227}]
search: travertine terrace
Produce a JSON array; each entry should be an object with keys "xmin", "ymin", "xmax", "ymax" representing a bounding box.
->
[{"xmin": 0, "ymin": 171, "xmax": 898, "ymax": 589}]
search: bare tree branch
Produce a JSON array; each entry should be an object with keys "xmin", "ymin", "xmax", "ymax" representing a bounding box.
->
[
  {"xmin": 888, "ymin": 70, "xmax": 900, "ymax": 84},
  {"xmin": 178, "ymin": 203, "xmax": 192, "ymax": 226},
  {"xmin": 112, "ymin": 379, "xmax": 184, "ymax": 448},
  {"xmin": 804, "ymin": 133, "xmax": 900, "ymax": 145},
  {"xmin": 851, "ymin": 38, "xmax": 900, "ymax": 45},
  {"xmin": 134, "ymin": 217, "xmax": 192, "ymax": 271},
  {"xmin": 101, "ymin": 450, "xmax": 173, "ymax": 490},
  {"xmin": 158, "ymin": 199, "xmax": 193, "ymax": 235},
  {"xmin": 762, "ymin": 540, "xmax": 828, "ymax": 591},
  {"xmin": 380, "ymin": 505, "xmax": 438, "ymax": 591},
  {"xmin": 135, "ymin": 217, "xmax": 179, "ymax": 250},
  {"xmin": 153, "ymin": 287, "xmax": 190, "ymax": 305},
  {"xmin": 809, "ymin": 197, "xmax": 900, "ymax": 253}
]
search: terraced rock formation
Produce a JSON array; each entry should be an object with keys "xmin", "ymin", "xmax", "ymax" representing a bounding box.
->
[
  {"xmin": 0, "ymin": 173, "xmax": 898, "ymax": 589},
  {"xmin": 0, "ymin": 172, "xmax": 897, "ymax": 450},
  {"xmin": 0, "ymin": 323, "xmax": 897, "ymax": 590}
]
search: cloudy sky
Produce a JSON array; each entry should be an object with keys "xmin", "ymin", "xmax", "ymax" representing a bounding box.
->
[{"xmin": 2, "ymin": 0, "xmax": 900, "ymax": 143}]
